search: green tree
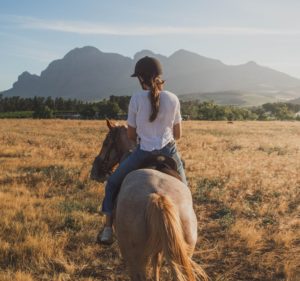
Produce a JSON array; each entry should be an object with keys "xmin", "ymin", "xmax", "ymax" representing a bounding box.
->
[
  {"xmin": 95, "ymin": 100, "xmax": 121, "ymax": 119},
  {"xmin": 33, "ymin": 106, "xmax": 53, "ymax": 119},
  {"xmin": 181, "ymin": 101, "xmax": 199, "ymax": 119},
  {"xmin": 80, "ymin": 104, "xmax": 97, "ymax": 119}
]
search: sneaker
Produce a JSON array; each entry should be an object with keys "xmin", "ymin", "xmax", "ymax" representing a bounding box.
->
[{"xmin": 97, "ymin": 226, "xmax": 114, "ymax": 245}]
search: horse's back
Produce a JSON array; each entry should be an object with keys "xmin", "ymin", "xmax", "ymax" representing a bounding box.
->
[
  {"xmin": 117, "ymin": 168, "xmax": 193, "ymax": 208},
  {"xmin": 115, "ymin": 169, "xmax": 197, "ymax": 256}
]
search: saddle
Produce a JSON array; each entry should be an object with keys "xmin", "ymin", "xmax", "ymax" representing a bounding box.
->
[
  {"xmin": 138, "ymin": 154, "xmax": 183, "ymax": 182},
  {"xmin": 91, "ymin": 152, "xmax": 183, "ymax": 183}
]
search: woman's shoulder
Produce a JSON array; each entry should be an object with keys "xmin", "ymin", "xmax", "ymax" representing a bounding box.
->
[
  {"xmin": 131, "ymin": 90, "xmax": 148, "ymax": 100},
  {"xmin": 161, "ymin": 90, "xmax": 180, "ymax": 103}
]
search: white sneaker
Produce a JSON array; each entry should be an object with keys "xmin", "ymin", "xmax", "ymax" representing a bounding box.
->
[{"xmin": 98, "ymin": 226, "xmax": 114, "ymax": 245}]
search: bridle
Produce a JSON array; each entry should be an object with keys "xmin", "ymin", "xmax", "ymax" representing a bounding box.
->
[{"xmin": 99, "ymin": 127, "xmax": 124, "ymax": 175}]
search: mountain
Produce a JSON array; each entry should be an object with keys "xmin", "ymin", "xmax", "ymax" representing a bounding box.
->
[
  {"xmin": 2, "ymin": 46, "xmax": 300, "ymax": 105},
  {"xmin": 289, "ymin": 96, "xmax": 300, "ymax": 104},
  {"xmin": 2, "ymin": 46, "xmax": 136, "ymax": 100},
  {"xmin": 178, "ymin": 91, "xmax": 286, "ymax": 107}
]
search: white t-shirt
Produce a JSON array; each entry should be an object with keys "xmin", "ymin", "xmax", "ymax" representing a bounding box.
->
[{"xmin": 127, "ymin": 90, "xmax": 182, "ymax": 151}]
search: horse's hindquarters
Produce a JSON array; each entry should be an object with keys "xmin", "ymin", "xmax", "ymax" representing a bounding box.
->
[{"xmin": 115, "ymin": 169, "xmax": 198, "ymax": 280}]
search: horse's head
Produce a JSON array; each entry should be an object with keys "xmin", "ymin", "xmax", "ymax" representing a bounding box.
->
[{"xmin": 90, "ymin": 119, "xmax": 130, "ymax": 181}]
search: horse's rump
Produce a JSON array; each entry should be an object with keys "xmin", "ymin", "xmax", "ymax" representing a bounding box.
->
[{"xmin": 115, "ymin": 169, "xmax": 207, "ymax": 281}]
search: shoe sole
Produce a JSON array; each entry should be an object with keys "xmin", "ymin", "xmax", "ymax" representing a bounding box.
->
[{"xmin": 98, "ymin": 239, "xmax": 114, "ymax": 245}]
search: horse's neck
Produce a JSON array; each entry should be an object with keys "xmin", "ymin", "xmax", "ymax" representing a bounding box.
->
[{"xmin": 119, "ymin": 128, "xmax": 136, "ymax": 158}]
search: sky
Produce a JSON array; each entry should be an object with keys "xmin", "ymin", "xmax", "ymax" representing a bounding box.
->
[{"xmin": 1, "ymin": 0, "xmax": 300, "ymax": 92}]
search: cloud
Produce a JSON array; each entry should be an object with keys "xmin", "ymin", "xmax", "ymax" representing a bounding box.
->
[{"xmin": 3, "ymin": 15, "xmax": 300, "ymax": 36}]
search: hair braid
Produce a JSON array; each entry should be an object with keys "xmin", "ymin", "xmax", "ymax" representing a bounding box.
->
[
  {"xmin": 148, "ymin": 77, "xmax": 164, "ymax": 122},
  {"xmin": 149, "ymin": 79, "xmax": 159, "ymax": 122},
  {"xmin": 138, "ymin": 75, "xmax": 164, "ymax": 122}
]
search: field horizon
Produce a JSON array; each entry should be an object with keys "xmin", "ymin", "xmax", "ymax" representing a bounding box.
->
[{"xmin": 0, "ymin": 119, "xmax": 299, "ymax": 281}]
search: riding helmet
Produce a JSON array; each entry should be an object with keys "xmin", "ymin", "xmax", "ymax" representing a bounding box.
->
[{"xmin": 131, "ymin": 56, "xmax": 163, "ymax": 78}]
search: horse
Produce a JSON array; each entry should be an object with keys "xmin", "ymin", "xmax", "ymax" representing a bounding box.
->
[{"xmin": 91, "ymin": 120, "xmax": 208, "ymax": 281}]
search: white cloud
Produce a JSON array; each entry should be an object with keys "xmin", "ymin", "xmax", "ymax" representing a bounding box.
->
[{"xmin": 3, "ymin": 15, "xmax": 300, "ymax": 36}]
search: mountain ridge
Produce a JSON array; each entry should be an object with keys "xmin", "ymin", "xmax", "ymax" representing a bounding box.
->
[{"xmin": 2, "ymin": 46, "xmax": 300, "ymax": 105}]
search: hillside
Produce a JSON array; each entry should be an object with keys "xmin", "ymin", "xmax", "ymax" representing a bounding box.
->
[
  {"xmin": 179, "ymin": 90, "xmax": 298, "ymax": 107},
  {"xmin": 289, "ymin": 96, "xmax": 300, "ymax": 104},
  {"xmin": 1, "ymin": 46, "xmax": 300, "ymax": 105}
]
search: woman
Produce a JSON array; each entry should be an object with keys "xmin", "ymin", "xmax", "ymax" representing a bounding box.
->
[{"xmin": 99, "ymin": 56, "xmax": 187, "ymax": 244}]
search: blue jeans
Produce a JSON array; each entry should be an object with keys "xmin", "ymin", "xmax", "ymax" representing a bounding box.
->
[{"xmin": 101, "ymin": 141, "xmax": 187, "ymax": 215}]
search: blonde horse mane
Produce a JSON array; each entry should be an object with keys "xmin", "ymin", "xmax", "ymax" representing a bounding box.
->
[{"xmin": 145, "ymin": 193, "xmax": 208, "ymax": 281}]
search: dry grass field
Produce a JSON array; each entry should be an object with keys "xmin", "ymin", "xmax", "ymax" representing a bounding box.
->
[{"xmin": 0, "ymin": 119, "xmax": 299, "ymax": 281}]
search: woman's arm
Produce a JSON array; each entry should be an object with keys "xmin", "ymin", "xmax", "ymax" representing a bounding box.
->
[
  {"xmin": 173, "ymin": 122, "xmax": 182, "ymax": 140},
  {"xmin": 127, "ymin": 125, "xmax": 137, "ymax": 142}
]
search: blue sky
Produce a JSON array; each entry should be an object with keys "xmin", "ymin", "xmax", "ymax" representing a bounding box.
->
[{"xmin": 1, "ymin": 0, "xmax": 300, "ymax": 91}]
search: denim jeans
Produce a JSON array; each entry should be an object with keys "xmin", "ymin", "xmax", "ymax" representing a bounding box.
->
[{"xmin": 101, "ymin": 141, "xmax": 187, "ymax": 215}]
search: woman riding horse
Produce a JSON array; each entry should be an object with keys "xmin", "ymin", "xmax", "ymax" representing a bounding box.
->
[{"xmin": 99, "ymin": 56, "xmax": 187, "ymax": 244}]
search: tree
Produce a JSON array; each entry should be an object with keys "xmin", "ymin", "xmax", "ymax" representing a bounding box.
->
[
  {"xmin": 80, "ymin": 104, "xmax": 97, "ymax": 119},
  {"xmin": 54, "ymin": 97, "xmax": 64, "ymax": 111},
  {"xmin": 97, "ymin": 101, "xmax": 121, "ymax": 118},
  {"xmin": 275, "ymin": 104, "xmax": 294, "ymax": 120},
  {"xmin": 33, "ymin": 106, "xmax": 53, "ymax": 119},
  {"xmin": 45, "ymin": 96, "xmax": 55, "ymax": 110},
  {"xmin": 181, "ymin": 101, "xmax": 199, "ymax": 119},
  {"xmin": 109, "ymin": 95, "xmax": 130, "ymax": 113},
  {"xmin": 198, "ymin": 101, "xmax": 220, "ymax": 120}
]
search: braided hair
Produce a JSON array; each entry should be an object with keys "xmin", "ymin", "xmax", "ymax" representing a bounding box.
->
[{"xmin": 140, "ymin": 75, "xmax": 165, "ymax": 122}]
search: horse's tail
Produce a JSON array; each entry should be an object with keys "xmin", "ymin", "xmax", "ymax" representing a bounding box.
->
[{"xmin": 145, "ymin": 193, "xmax": 208, "ymax": 281}]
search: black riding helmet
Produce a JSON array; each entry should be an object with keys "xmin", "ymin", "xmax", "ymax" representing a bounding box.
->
[{"xmin": 131, "ymin": 56, "xmax": 163, "ymax": 78}]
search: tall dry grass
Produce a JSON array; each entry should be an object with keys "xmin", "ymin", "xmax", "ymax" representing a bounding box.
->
[{"xmin": 0, "ymin": 119, "xmax": 299, "ymax": 281}]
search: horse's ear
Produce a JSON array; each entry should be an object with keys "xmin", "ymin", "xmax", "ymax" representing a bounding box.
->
[{"xmin": 106, "ymin": 119, "xmax": 115, "ymax": 130}]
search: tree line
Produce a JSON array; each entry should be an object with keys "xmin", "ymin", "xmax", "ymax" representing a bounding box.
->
[
  {"xmin": 180, "ymin": 100, "xmax": 300, "ymax": 121},
  {"xmin": 0, "ymin": 95, "xmax": 130, "ymax": 119},
  {"xmin": 0, "ymin": 94, "xmax": 300, "ymax": 120}
]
